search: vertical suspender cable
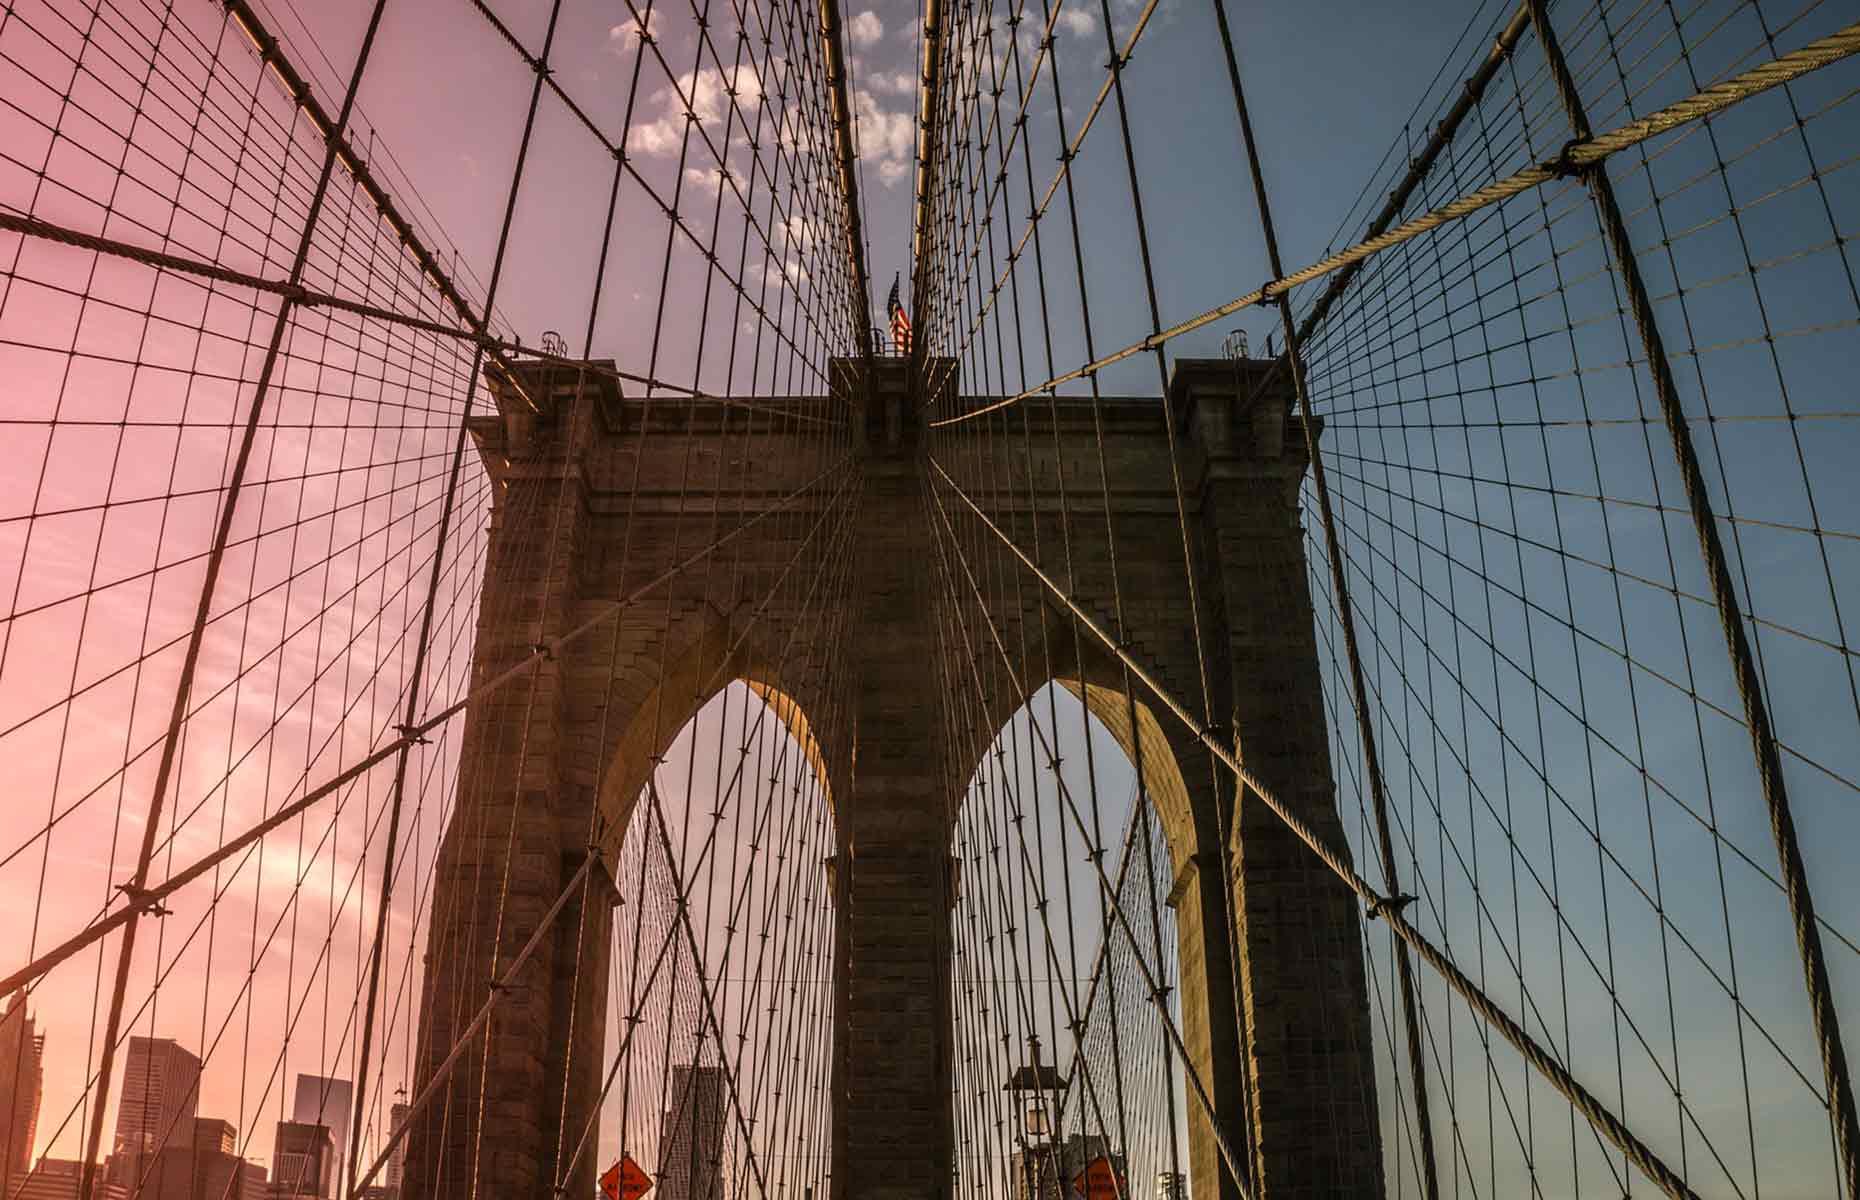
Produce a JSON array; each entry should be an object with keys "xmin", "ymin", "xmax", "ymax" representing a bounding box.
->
[
  {"xmin": 78, "ymin": 6, "xmax": 395, "ymax": 1197},
  {"xmin": 1523, "ymin": 2, "xmax": 1859, "ymax": 1193},
  {"xmin": 820, "ymin": 0, "xmax": 876, "ymax": 361},
  {"xmin": 1202, "ymin": 5, "xmax": 1442, "ymax": 1197}
]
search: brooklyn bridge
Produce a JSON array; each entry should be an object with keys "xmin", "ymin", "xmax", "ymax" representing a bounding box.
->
[{"xmin": 0, "ymin": 0, "xmax": 1857, "ymax": 1198}]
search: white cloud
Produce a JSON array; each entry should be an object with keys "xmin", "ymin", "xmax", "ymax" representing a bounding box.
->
[
  {"xmin": 684, "ymin": 166, "xmax": 728, "ymax": 194},
  {"xmin": 626, "ymin": 116, "xmax": 682, "ymax": 155},
  {"xmin": 778, "ymin": 212, "xmax": 819, "ymax": 253},
  {"xmin": 762, "ymin": 256, "xmax": 809, "ymax": 289},
  {"xmin": 1015, "ymin": 24, "xmax": 1042, "ymax": 63},
  {"xmin": 848, "ymin": 10, "xmax": 884, "ymax": 47},
  {"xmin": 865, "ymin": 69, "xmax": 917, "ymax": 97},
  {"xmin": 1056, "ymin": 7, "xmax": 1096, "ymax": 37},
  {"xmin": 626, "ymin": 64, "xmax": 766, "ymax": 156},
  {"xmin": 608, "ymin": 11, "xmax": 659, "ymax": 49},
  {"xmin": 854, "ymin": 87, "xmax": 916, "ymax": 187}
]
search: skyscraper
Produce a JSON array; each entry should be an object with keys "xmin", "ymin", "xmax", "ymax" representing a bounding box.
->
[
  {"xmin": 384, "ymin": 1102, "xmax": 409, "ymax": 1192},
  {"xmin": 142, "ymin": 1119, "xmax": 262, "ymax": 1200},
  {"xmin": 10, "ymin": 1158, "xmax": 127, "ymax": 1200},
  {"xmin": 659, "ymin": 1065, "xmax": 726, "ymax": 1200},
  {"xmin": 112, "ymin": 1038, "xmax": 202, "ymax": 1158},
  {"xmin": 269, "ymin": 1122, "xmax": 334, "ymax": 1200},
  {"xmin": 289, "ymin": 1076, "xmax": 351, "ymax": 1199},
  {"xmin": 191, "ymin": 1118, "xmax": 237, "ymax": 1156},
  {"xmin": 0, "ymin": 992, "xmax": 44, "ymax": 1198}
]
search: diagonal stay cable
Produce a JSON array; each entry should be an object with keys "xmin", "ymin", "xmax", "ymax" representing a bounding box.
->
[
  {"xmin": 1206, "ymin": 0, "xmax": 1442, "ymax": 1190},
  {"xmin": 923, "ymin": 465, "xmax": 1257, "ymax": 1200},
  {"xmin": 927, "ymin": 453, "xmax": 1701, "ymax": 1200},
  {"xmin": 920, "ymin": 483, "xmax": 1162, "ymax": 1199},
  {"xmin": 929, "ymin": 18, "xmax": 1860, "ymax": 428},
  {"xmin": 76, "ymin": 4, "xmax": 397, "ymax": 1194},
  {"xmin": 551, "ymin": 472, "xmax": 859, "ymax": 1188},
  {"xmin": 348, "ymin": 459, "xmax": 854, "ymax": 1196},
  {"xmin": 0, "ymin": 211, "xmax": 845, "ymax": 429},
  {"xmin": 1524, "ymin": 0, "xmax": 1858, "ymax": 1188},
  {"xmin": 0, "ymin": 455, "xmax": 854, "ymax": 1000},
  {"xmin": 642, "ymin": 779, "xmax": 775, "ymax": 1197}
]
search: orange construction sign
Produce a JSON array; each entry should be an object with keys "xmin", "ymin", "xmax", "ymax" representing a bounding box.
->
[
  {"xmin": 1072, "ymin": 1155, "xmax": 1124, "ymax": 1200},
  {"xmin": 599, "ymin": 1154, "xmax": 653, "ymax": 1200}
]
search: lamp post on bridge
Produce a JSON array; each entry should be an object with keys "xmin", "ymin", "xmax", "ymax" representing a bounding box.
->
[{"xmin": 1006, "ymin": 1036, "xmax": 1065, "ymax": 1200}]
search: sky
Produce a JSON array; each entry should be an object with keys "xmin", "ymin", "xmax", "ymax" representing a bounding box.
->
[
  {"xmin": 1, "ymin": 0, "xmax": 1858, "ymax": 1198},
  {"xmin": 255, "ymin": 0, "xmax": 1487, "ymax": 375}
]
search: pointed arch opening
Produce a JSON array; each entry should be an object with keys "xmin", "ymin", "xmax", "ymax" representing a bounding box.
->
[
  {"xmin": 948, "ymin": 679, "xmax": 1243, "ymax": 1200},
  {"xmin": 584, "ymin": 677, "xmax": 838, "ymax": 1200},
  {"xmin": 561, "ymin": 594, "xmax": 840, "ymax": 1200}
]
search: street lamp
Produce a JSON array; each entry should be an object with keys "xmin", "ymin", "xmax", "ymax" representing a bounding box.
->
[{"xmin": 1005, "ymin": 1036, "xmax": 1065, "ymax": 1198}]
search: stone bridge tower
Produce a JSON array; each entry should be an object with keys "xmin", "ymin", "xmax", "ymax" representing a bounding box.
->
[{"xmin": 401, "ymin": 355, "xmax": 1382, "ymax": 1200}]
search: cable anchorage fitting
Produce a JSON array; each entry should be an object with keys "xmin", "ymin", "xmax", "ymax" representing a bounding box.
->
[
  {"xmin": 1367, "ymin": 892, "xmax": 1417, "ymax": 922},
  {"xmin": 394, "ymin": 722, "xmax": 430, "ymax": 745},
  {"xmin": 117, "ymin": 883, "xmax": 171, "ymax": 917},
  {"xmin": 1545, "ymin": 137, "xmax": 1593, "ymax": 180}
]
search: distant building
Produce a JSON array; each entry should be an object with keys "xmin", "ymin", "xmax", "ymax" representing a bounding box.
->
[
  {"xmin": 1, "ymin": 992, "xmax": 44, "ymax": 1199},
  {"xmin": 658, "ymin": 1065, "xmax": 726, "ymax": 1200},
  {"xmin": 287, "ymin": 1078, "xmax": 350, "ymax": 1199},
  {"xmin": 1155, "ymin": 1170, "xmax": 1188, "ymax": 1200},
  {"xmin": 140, "ymin": 1133, "xmax": 263, "ymax": 1200},
  {"xmin": 113, "ymin": 1040, "xmax": 202, "ymax": 1159},
  {"xmin": 237, "ymin": 1160, "xmax": 267, "ymax": 1200},
  {"xmin": 10, "ymin": 1158, "xmax": 127, "ymax": 1200},
  {"xmin": 190, "ymin": 1120, "xmax": 237, "ymax": 1157},
  {"xmin": 268, "ymin": 1123, "xmax": 333, "ymax": 1200},
  {"xmin": 383, "ymin": 1103, "xmax": 410, "ymax": 1193}
]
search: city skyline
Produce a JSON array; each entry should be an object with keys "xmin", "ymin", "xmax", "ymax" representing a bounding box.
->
[{"xmin": 0, "ymin": 1028, "xmax": 363, "ymax": 1200}]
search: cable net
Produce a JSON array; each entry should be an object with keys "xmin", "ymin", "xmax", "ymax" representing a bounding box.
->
[
  {"xmin": 914, "ymin": 0, "xmax": 1859, "ymax": 1197},
  {"xmin": 2, "ymin": 0, "xmax": 1858, "ymax": 1199},
  {"xmin": 1, "ymin": 0, "xmax": 856, "ymax": 1197}
]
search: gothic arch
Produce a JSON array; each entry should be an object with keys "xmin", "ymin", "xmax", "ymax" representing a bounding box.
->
[
  {"xmin": 958, "ymin": 644, "xmax": 1248, "ymax": 1200},
  {"xmin": 587, "ymin": 602, "xmax": 839, "ymax": 864}
]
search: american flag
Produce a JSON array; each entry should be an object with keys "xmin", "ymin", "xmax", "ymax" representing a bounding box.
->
[{"xmin": 887, "ymin": 273, "xmax": 911, "ymax": 354}]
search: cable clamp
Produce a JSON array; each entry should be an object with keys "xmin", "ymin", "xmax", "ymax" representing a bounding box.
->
[
  {"xmin": 532, "ymin": 641, "xmax": 556, "ymax": 661},
  {"xmin": 1545, "ymin": 138, "xmax": 1592, "ymax": 179},
  {"xmin": 117, "ymin": 884, "xmax": 171, "ymax": 917},
  {"xmin": 1366, "ymin": 892, "xmax": 1416, "ymax": 922},
  {"xmin": 394, "ymin": 723, "xmax": 430, "ymax": 745}
]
